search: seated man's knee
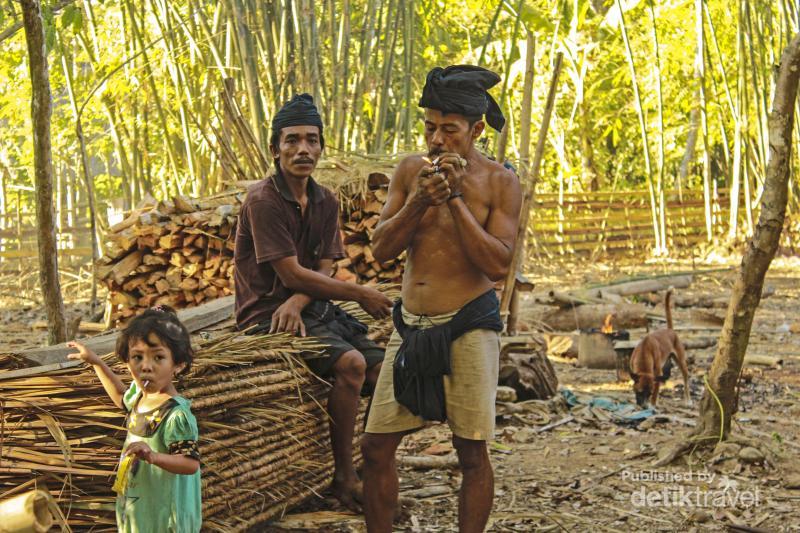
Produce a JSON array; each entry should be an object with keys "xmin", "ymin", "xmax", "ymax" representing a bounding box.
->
[
  {"xmin": 453, "ymin": 436, "xmax": 488, "ymax": 470},
  {"xmin": 334, "ymin": 350, "xmax": 367, "ymax": 389}
]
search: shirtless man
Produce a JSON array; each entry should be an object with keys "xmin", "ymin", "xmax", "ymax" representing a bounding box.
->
[{"xmin": 361, "ymin": 66, "xmax": 522, "ymax": 532}]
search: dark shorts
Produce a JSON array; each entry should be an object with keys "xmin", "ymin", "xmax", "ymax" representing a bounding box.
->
[{"xmin": 249, "ymin": 300, "xmax": 384, "ymax": 379}]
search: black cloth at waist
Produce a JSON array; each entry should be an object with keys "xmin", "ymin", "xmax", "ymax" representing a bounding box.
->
[{"xmin": 392, "ymin": 289, "xmax": 503, "ymax": 422}]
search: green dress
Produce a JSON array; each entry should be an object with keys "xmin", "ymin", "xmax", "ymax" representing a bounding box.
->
[{"xmin": 115, "ymin": 382, "xmax": 202, "ymax": 533}]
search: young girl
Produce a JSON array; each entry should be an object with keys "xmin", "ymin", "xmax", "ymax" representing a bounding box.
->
[{"xmin": 68, "ymin": 306, "xmax": 201, "ymax": 533}]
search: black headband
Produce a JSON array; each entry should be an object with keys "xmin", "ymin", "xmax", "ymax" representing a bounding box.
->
[{"xmin": 418, "ymin": 65, "xmax": 506, "ymax": 131}]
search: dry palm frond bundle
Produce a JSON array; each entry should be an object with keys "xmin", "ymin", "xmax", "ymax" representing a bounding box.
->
[
  {"xmin": 98, "ymin": 163, "xmax": 401, "ymax": 326},
  {"xmin": 0, "ymin": 329, "xmax": 376, "ymax": 532}
]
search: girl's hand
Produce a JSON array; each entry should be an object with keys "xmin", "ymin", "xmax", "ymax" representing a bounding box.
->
[
  {"xmin": 125, "ymin": 442, "xmax": 158, "ymax": 464},
  {"xmin": 67, "ymin": 341, "xmax": 102, "ymax": 366}
]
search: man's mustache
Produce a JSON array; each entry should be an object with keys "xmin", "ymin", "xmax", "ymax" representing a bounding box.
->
[
  {"xmin": 294, "ymin": 158, "xmax": 314, "ymax": 164},
  {"xmin": 427, "ymin": 148, "xmax": 443, "ymax": 157}
]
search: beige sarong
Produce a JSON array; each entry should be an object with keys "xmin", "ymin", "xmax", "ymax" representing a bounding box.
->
[{"xmin": 365, "ymin": 305, "xmax": 500, "ymax": 441}]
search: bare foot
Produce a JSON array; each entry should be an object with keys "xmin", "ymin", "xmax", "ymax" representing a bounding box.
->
[{"xmin": 330, "ymin": 477, "xmax": 363, "ymax": 513}]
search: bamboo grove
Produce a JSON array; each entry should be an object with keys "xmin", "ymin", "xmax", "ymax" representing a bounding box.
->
[{"xmin": 0, "ymin": 0, "xmax": 799, "ymax": 254}]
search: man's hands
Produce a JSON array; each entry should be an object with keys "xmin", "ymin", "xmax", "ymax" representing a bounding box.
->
[
  {"xmin": 358, "ymin": 286, "xmax": 393, "ymax": 319},
  {"xmin": 270, "ymin": 294, "xmax": 310, "ymax": 336},
  {"xmin": 270, "ymin": 287, "xmax": 391, "ymax": 336},
  {"xmin": 435, "ymin": 152, "xmax": 468, "ymax": 197},
  {"xmin": 414, "ymin": 153, "xmax": 468, "ymax": 207},
  {"xmin": 414, "ymin": 160, "xmax": 450, "ymax": 206},
  {"xmin": 67, "ymin": 341, "xmax": 102, "ymax": 366}
]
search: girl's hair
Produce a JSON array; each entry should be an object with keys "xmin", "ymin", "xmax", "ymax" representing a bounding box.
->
[{"xmin": 116, "ymin": 305, "xmax": 194, "ymax": 375}]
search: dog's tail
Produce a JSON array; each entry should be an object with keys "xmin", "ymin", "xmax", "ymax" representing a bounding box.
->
[{"xmin": 665, "ymin": 288, "xmax": 674, "ymax": 330}]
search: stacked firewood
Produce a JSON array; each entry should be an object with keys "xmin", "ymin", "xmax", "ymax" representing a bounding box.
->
[
  {"xmin": 98, "ymin": 170, "xmax": 400, "ymax": 325},
  {"xmin": 334, "ymin": 174, "xmax": 404, "ymax": 284},
  {"xmin": 97, "ymin": 191, "xmax": 241, "ymax": 325},
  {"xmin": 0, "ymin": 329, "xmax": 370, "ymax": 532}
]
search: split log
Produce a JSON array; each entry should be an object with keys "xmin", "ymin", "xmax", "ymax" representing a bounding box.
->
[
  {"xmin": 536, "ymin": 303, "xmax": 650, "ymax": 331},
  {"xmin": 614, "ymin": 336, "xmax": 717, "ymax": 351},
  {"xmin": 642, "ymin": 286, "xmax": 775, "ymax": 308},
  {"xmin": 590, "ymin": 274, "xmax": 693, "ymax": 296},
  {"xmin": 542, "ymin": 274, "xmax": 692, "ymax": 308},
  {"xmin": 743, "ymin": 354, "xmax": 783, "ymax": 367},
  {"xmin": 398, "ymin": 455, "xmax": 459, "ymax": 470},
  {"xmin": 31, "ymin": 320, "xmax": 106, "ymax": 333}
]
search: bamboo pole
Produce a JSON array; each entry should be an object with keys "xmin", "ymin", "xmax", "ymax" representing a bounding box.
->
[
  {"xmin": 649, "ymin": 0, "xmax": 667, "ymax": 255},
  {"xmin": 697, "ymin": 0, "xmax": 714, "ymax": 242},
  {"xmin": 616, "ymin": 0, "xmax": 662, "ymax": 253},
  {"xmin": 500, "ymin": 50, "xmax": 561, "ymax": 321},
  {"xmin": 729, "ymin": 0, "xmax": 745, "ymax": 239},
  {"xmin": 59, "ymin": 39, "xmax": 100, "ymax": 313}
]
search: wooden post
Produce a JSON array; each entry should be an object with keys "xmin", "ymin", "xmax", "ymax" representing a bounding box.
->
[
  {"xmin": 501, "ymin": 50, "xmax": 563, "ymax": 329},
  {"xmin": 507, "ymin": 33, "xmax": 537, "ymax": 334}
]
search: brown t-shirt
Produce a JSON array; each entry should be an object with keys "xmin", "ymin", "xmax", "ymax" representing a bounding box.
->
[{"xmin": 234, "ymin": 171, "xmax": 345, "ymax": 328}]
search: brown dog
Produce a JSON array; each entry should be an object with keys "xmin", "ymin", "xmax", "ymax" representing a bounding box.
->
[{"xmin": 629, "ymin": 289, "xmax": 691, "ymax": 408}]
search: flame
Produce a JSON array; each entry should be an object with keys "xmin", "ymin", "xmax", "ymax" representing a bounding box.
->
[{"xmin": 601, "ymin": 314, "xmax": 614, "ymax": 334}]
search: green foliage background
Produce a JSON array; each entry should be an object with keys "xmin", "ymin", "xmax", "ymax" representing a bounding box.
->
[{"xmin": 0, "ymin": 0, "xmax": 796, "ymax": 220}]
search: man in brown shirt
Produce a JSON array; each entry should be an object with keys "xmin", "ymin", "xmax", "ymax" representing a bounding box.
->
[{"xmin": 234, "ymin": 94, "xmax": 392, "ymax": 509}]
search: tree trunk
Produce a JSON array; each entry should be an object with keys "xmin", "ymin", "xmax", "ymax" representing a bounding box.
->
[
  {"xmin": 20, "ymin": 0, "xmax": 67, "ymax": 344},
  {"xmin": 688, "ymin": 32, "xmax": 800, "ymax": 448}
]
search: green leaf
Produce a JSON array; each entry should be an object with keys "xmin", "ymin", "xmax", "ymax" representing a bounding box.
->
[
  {"xmin": 72, "ymin": 9, "xmax": 84, "ymax": 32},
  {"xmin": 490, "ymin": 441, "xmax": 512, "ymax": 453},
  {"xmin": 61, "ymin": 5, "xmax": 78, "ymax": 29},
  {"xmin": 519, "ymin": 4, "xmax": 555, "ymax": 34},
  {"xmin": 577, "ymin": 0, "xmax": 592, "ymax": 29}
]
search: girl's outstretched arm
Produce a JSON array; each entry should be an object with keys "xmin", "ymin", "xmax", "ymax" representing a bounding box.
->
[{"xmin": 67, "ymin": 341, "xmax": 126, "ymax": 409}]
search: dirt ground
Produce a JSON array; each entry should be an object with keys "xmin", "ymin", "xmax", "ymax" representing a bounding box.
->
[
  {"xmin": 3, "ymin": 256, "xmax": 800, "ymax": 532},
  {"xmin": 267, "ymin": 256, "xmax": 800, "ymax": 532}
]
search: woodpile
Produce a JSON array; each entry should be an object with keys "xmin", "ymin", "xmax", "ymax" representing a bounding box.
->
[
  {"xmin": 0, "ymin": 330, "xmax": 365, "ymax": 532},
  {"xmin": 97, "ymin": 191, "xmax": 241, "ymax": 325},
  {"xmin": 97, "ymin": 170, "xmax": 399, "ymax": 326},
  {"xmin": 333, "ymin": 172, "xmax": 402, "ymax": 285}
]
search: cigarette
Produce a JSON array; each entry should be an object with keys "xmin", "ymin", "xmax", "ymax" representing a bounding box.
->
[{"xmin": 142, "ymin": 380, "xmax": 150, "ymax": 389}]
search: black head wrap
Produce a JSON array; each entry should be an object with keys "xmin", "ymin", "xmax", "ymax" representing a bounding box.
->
[
  {"xmin": 418, "ymin": 65, "xmax": 506, "ymax": 131},
  {"xmin": 271, "ymin": 93, "xmax": 323, "ymax": 139}
]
